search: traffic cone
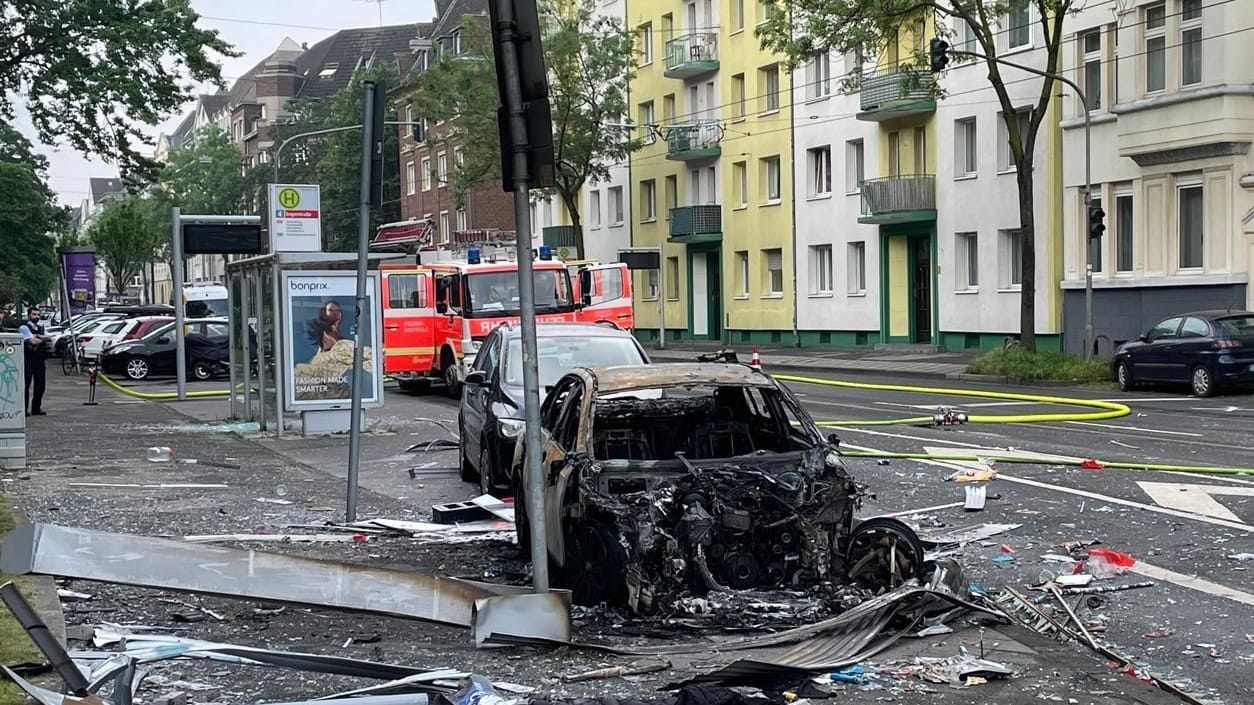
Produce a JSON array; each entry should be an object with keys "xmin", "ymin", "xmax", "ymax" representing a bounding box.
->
[{"xmin": 750, "ymin": 346, "xmax": 761, "ymax": 370}]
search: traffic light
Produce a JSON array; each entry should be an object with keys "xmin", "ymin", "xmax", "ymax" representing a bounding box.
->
[
  {"xmin": 929, "ymin": 38, "xmax": 951, "ymax": 73},
  {"xmin": 1088, "ymin": 201, "xmax": 1106, "ymax": 240}
]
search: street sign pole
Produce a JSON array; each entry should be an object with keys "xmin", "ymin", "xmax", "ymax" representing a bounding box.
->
[
  {"xmin": 171, "ymin": 207, "xmax": 187, "ymax": 401},
  {"xmin": 657, "ymin": 248, "xmax": 665, "ymax": 349}
]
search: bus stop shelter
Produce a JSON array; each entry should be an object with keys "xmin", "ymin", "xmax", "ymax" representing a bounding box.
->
[{"xmin": 225, "ymin": 252, "xmax": 403, "ymax": 434}]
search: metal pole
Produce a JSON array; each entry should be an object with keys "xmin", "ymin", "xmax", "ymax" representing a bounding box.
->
[
  {"xmin": 172, "ymin": 207, "xmax": 187, "ymax": 400},
  {"xmin": 241, "ymin": 276, "xmax": 253, "ymax": 421},
  {"xmin": 657, "ymin": 250, "xmax": 665, "ymax": 348},
  {"xmin": 272, "ymin": 264, "xmax": 285, "ymax": 437},
  {"xmin": 345, "ymin": 83, "xmax": 378, "ymax": 523},
  {"xmin": 952, "ymin": 49, "xmax": 1092, "ymax": 357},
  {"xmin": 228, "ymin": 272, "xmax": 239, "ymax": 420},
  {"xmin": 255, "ymin": 273, "xmax": 268, "ymax": 432},
  {"xmin": 495, "ymin": 0, "xmax": 548, "ymax": 593}
]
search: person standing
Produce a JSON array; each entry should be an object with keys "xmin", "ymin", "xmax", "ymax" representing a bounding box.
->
[{"xmin": 19, "ymin": 306, "xmax": 50, "ymax": 416}]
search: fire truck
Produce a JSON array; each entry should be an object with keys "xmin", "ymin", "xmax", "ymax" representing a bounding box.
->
[{"xmin": 371, "ymin": 221, "xmax": 633, "ymax": 396}]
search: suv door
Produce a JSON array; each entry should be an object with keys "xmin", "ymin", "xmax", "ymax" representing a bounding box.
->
[
  {"xmin": 1174, "ymin": 316, "xmax": 1215, "ymax": 380},
  {"xmin": 1136, "ymin": 317, "xmax": 1184, "ymax": 381}
]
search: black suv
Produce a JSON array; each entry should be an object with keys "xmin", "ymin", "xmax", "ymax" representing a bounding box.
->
[{"xmin": 457, "ymin": 322, "xmax": 650, "ymax": 494}]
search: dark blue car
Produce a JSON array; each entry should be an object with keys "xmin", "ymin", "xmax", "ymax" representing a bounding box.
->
[{"xmin": 1112, "ymin": 310, "xmax": 1254, "ymax": 396}]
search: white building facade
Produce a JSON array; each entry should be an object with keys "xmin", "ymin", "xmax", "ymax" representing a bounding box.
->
[
  {"xmin": 580, "ymin": 0, "xmax": 633, "ymax": 265},
  {"xmin": 1060, "ymin": 0, "xmax": 1254, "ymax": 354}
]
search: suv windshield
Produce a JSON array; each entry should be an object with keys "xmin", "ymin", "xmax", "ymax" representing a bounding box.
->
[
  {"xmin": 466, "ymin": 269, "xmax": 572, "ymax": 316},
  {"xmin": 504, "ymin": 335, "xmax": 644, "ymax": 387}
]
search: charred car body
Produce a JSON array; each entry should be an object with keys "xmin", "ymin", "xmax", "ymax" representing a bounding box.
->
[{"xmin": 511, "ymin": 363, "xmax": 926, "ymax": 612}]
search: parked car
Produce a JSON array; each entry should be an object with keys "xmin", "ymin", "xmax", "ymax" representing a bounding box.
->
[
  {"xmin": 458, "ymin": 322, "xmax": 650, "ymax": 493},
  {"xmin": 1112, "ymin": 310, "xmax": 1254, "ymax": 396},
  {"xmin": 508, "ymin": 362, "xmax": 926, "ymax": 611},
  {"xmin": 79, "ymin": 318, "xmax": 142, "ymax": 360},
  {"xmin": 52, "ymin": 312, "xmax": 124, "ymax": 357},
  {"xmin": 100, "ymin": 318, "xmax": 229, "ymax": 380},
  {"xmin": 122, "ymin": 316, "xmax": 175, "ymax": 342}
]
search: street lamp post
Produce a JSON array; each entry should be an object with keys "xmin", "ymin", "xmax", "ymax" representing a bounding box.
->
[{"xmin": 271, "ymin": 122, "xmax": 426, "ymax": 184}]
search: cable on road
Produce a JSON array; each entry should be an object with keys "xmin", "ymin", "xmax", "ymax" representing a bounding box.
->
[
  {"xmin": 835, "ymin": 449, "xmax": 1254, "ymax": 476},
  {"xmin": 97, "ymin": 373, "xmax": 233, "ymax": 399},
  {"xmin": 775, "ymin": 373, "xmax": 1131, "ymax": 426}
]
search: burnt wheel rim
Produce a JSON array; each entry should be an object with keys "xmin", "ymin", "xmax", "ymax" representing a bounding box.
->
[
  {"xmin": 846, "ymin": 519, "xmax": 926, "ymax": 591},
  {"xmin": 569, "ymin": 524, "xmax": 620, "ymax": 606}
]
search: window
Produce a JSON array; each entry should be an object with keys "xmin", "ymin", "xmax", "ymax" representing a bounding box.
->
[
  {"xmin": 644, "ymin": 270, "xmax": 659, "ymax": 299},
  {"xmin": 887, "ymin": 131, "xmax": 901, "ymax": 176},
  {"xmin": 609, "ymin": 186, "xmax": 624, "ymax": 225},
  {"xmin": 1145, "ymin": 3, "xmax": 1165, "ymax": 93},
  {"xmin": 666, "ymin": 257, "xmax": 679, "ymax": 300},
  {"xmin": 845, "ymin": 140, "xmax": 865, "ymax": 193},
  {"xmin": 1007, "ymin": 1, "xmax": 1030, "ymax": 49},
  {"xmin": 756, "ymin": 0, "xmax": 769, "ymax": 24},
  {"xmin": 736, "ymin": 250, "xmax": 749, "ymax": 296},
  {"xmin": 661, "ymin": 13, "xmax": 672, "ymax": 42},
  {"xmin": 387, "ymin": 274, "xmax": 428, "ymax": 309},
  {"xmin": 732, "ymin": 74, "xmax": 747, "ymax": 118},
  {"xmin": 421, "ymin": 157, "xmax": 432, "ymax": 190},
  {"xmin": 760, "ymin": 64, "xmax": 780, "ymax": 112},
  {"xmin": 1001, "ymin": 229, "xmax": 1024, "ymax": 287},
  {"xmin": 589, "ymin": 190, "xmax": 602, "ymax": 228},
  {"xmin": 808, "ymin": 52, "xmax": 831, "ymax": 99},
  {"xmin": 405, "ymin": 161, "xmax": 416, "ymax": 195},
  {"xmin": 454, "ymin": 147, "xmax": 464, "ymax": 169},
  {"xmin": 638, "ymin": 101, "xmax": 656, "ymax": 144},
  {"xmin": 913, "ymin": 126, "xmax": 927, "ymax": 174},
  {"xmin": 764, "ymin": 249, "xmax": 783, "ymax": 295},
  {"xmin": 437, "ymin": 154, "xmax": 448, "ymax": 184},
  {"xmin": 663, "ymin": 94, "xmax": 676, "ymax": 122},
  {"xmin": 1180, "ymin": 316, "xmax": 1210, "ymax": 339},
  {"xmin": 1178, "ymin": 183, "xmax": 1204, "ymax": 269},
  {"xmin": 1148, "ymin": 317, "xmax": 1182, "ymax": 341},
  {"xmin": 958, "ymin": 19, "xmax": 977, "ymax": 52},
  {"xmin": 641, "ymin": 179, "xmax": 657, "ymax": 221},
  {"xmin": 733, "ymin": 161, "xmax": 748, "ymax": 207},
  {"xmin": 456, "ymin": 208, "xmax": 467, "ymax": 232},
  {"xmin": 734, "ymin": 0, "xmax": 745, "ymax": 31},
  {"xmin": 997, "ymin": 109, "xmax": 1032, "ymax": 171},
  {"xmin": 665, "ymin": 175, "xmax": 678, "ymax": 215},
  {"xmin": 810, "ymin": 245, "xmax": 833, "ymax": 294},
  {"xmin": 762, "ymin": 156, "xmax": 781, "ymax": 202},
  {"xmin": 639, "ymin": 23, "xmax": 653, "ymax": 64},
  {"xmin": 1116, "ymin": 193, "xmax": 1133, "ymax": 273},
  {"xmin": 439, "ymin": 211, "xmax": 450, "ymax": 243},
  {"xmin": 957, "ymin": 232, "xmax": 979, "ymax": 290},
  {"xmin": 1181, "ymin": 0, "xmax": 1202, "ymax": 86},
  {"xmin": 1088, "ymin": 197, "xmax": 1103, "ymax": 273},
  {"xmin": 955, "ymin": 118, "xmax": 977, "ymax": 176},
  {"xmin": 848, "ymin": 242, "xmax": 866, "ymax": 293},
  {"xmin": 1082, "ymin": 30, "xmax": 1101, "ymax": 111},
  {"xmin": 808, "ymin": 146, "xmax": 832, "ymax": 197}
]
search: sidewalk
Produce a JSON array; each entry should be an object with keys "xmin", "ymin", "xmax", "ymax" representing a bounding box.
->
[{"xmin": 645, "ymin": 341, "xmax": 980, "ymax": 378}]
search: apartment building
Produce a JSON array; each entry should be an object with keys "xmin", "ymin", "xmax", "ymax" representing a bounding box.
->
[
  {"xmin": 628, "ymin": 0, "xmax": 795, "ymax": 343},
  {"xmin": 581, "ymin": 0, "xmax": 634, "ymax": 265},
  {"xmin": 1060, "ymin": 0, "xmax": 1254, "ymax": 354}
]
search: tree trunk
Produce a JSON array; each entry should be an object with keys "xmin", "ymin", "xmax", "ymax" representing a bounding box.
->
[
  {"xmin": 558, "ymin": 187, "xmax": 585, "ymax": 257},
  {"xmin": 1016, "ymin": 160, "xmax": 1037, "ymax": 352}
]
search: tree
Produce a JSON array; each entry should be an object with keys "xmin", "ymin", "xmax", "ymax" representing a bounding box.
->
[
  {"xmin": 411, "ymin": 1, "xmax": 637, "ymax": 253},
  {"xmin": 271, "ymin": 64, "xmax": 402, "ymax": 251},
  {"xmin": 756, "ymin": 0, "xmax": 1067, "ymax": 351},
  {"xmin": 87, "ymin": 196, "xmax": 163, "ymax": 297},
  {"xmin": 159, "ymin": 127, "xmax": 250, "ymax": 215},
  {"xmin": 0, "ymin": 0, "xmax": 238, "ymax": 181},
  {"xmin": 0, "ymin": 124, "xmax": 63, "ymax": 306}
]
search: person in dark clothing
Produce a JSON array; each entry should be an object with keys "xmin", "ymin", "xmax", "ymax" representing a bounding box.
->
[{"xmin": 19, "ymin": 306, "xmax": 50, "ymax": 416}]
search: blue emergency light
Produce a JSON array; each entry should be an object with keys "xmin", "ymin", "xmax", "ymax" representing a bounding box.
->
[
  {"xmin": 538, "ymin": 245, "xmax": 553, "ymax": 261},
  {"xmin": 467, "ymin": 247, "xmax": 481, "ymax": 264}
]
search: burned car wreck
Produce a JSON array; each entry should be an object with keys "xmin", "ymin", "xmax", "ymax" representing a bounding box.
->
[{"xmin": 510, "ymin": 363, "xmax": 927, "ymax": 613}]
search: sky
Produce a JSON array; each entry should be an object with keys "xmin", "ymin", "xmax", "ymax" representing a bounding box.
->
[{"xmin": 18, "ymin": 0, "xmax": 436, "ymax": 208}]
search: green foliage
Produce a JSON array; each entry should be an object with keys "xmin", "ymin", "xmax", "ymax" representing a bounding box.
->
[
  {"xmin": 0, "ymin": 125, "xmax": 62, "ymax": 307},
  {"xmin": 410, "ymin": 1, "xmax": 637, "ymax": 252},
  {"xmin": 0, "ymin": 0, "xmax": 238, "ymax": 181},
  {"xmin": 159, "ymin": 127, "xmax": 250, "ymax": 215},
  {"xmin": 87, "ymin": 195, "xmax": 163, "ymax": 296},
  {"xmin": 0, "ymin": 495, "xmax": 42, "ymax": 705},
  {"xmin": 271, "ymin": 64, "xmax": 402, "ymax": 251},
  {"xmin": 967, "ymin": 346, "xmax": 1108, "ymax": 382}
]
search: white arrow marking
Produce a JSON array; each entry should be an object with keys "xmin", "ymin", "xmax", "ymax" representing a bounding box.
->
[
  {"xmin": 1136, "ymin": 481, "xmax": 1254, "ymax": 522},
  {"xmin": 1190, "ymin": 405, "xmax": 1245, "ymax": 412}
]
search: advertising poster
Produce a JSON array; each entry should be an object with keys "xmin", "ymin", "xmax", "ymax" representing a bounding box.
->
[
  {"xmin": 281, "ymin": 271, "xmax": 383, "ymax": 410},
  {"xmin": 61, "ymin": 248, "xmax": 96, "ymax": 316}
]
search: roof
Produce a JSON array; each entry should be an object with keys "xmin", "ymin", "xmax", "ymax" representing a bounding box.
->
[
  {"xmin": 430, "ymin": 0, "xmax": 490, "ymax": 38},
  {"xmin": 89, "ymin": 177, "xmax": 124, "ymax": 205},
  {"xmin": 294, "ymin": 24, "xmax": 422, "ymax": 102},
  {"xmin": 585, "ymin": 363, "xmax": 775, "ymax": 394},
  {"xmin": 1188, "ymin": 310, "xmax": 1254, "ymax": 318}
]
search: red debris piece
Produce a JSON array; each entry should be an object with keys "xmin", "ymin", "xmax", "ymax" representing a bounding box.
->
[
  {"xmin": 999, "ymin": 544, "xmax": 1016, "ymax": 554},
  {"xmin": 1088, "ymin": 547, "xmax": 1136, "ymax": 568},
  {"xmin": 351, "ymin": 533, "xmax": 368, "ymax": 544},
  {"xmin": 1080, "ymin": 458, "xmax": 1105, "ymax": 469}
]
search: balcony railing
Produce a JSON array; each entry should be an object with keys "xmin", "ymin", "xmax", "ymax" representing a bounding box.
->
[
  {"xmin": 666, "ymin": 120, "xmax": 722, "ymax": 160},
  {"xmin": 668, "ymin": 205, "xmax": 722, "ymax": 242},
  {"xmin": 664, "ymin": 33, "xmax": 719, "ymax": 78},
  {"xmin": 541, "ymin": 225, "xmax": 578, "ymax": 248},
  {"xmin": 857, "ymin": 70, "xmax": 937, "ymax": 120},
  {"xmin": 859, "ymin": 175, "xmax": 937, "ymax": 223}
]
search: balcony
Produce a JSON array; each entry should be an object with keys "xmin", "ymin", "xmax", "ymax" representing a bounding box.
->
[
  {"xmin": 668, "ymin": 205, "xmax": 722, "ymax": 244},
  {"xmin": 664, "ymin": 33, "xmax": 719, "ymax": 79},
  {"xmin": 541, "ymin": 225, "xmax": 578, "ymax": 248},
  {"xmin": 666, "ymin": 120, "xmax": 722, "ymax": 161},
  {"xmin": 856, "ymin": 70, "xmax": 936, "ymax": 122},
  {"xmin": 858, "ymin": 175, "xmax": 937, "ymax": 224}
]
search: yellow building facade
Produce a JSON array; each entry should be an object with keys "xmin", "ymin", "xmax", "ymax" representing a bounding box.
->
[{"xmin": 626, "ymin": 0, "xmax": 795, "ymax": 343}]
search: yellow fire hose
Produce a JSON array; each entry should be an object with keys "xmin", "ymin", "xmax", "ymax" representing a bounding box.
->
[{"xmin": 97, "ymin": 372, "xmax": 234, "ymax": 399}]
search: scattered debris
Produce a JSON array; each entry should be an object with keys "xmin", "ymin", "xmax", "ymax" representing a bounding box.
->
[
  {"xmin": 255, "ymin": 497, "xmax": 294, "ymax": 505},
  {"xmin": 182, "ymin": 533, "xmax": 361, "ymax": 544},
  {"xmin": 1052, "ymin": 574, "xmax": 1093, "ymax": 588},
  {"xmin": 1143, "ymin": 630, "xmax": 1173, "ymax": 638},
  {"xmin": 1109, "ymin": 440, "xmax": 1140, "ymax": 450},
  {"xmin": 57, "ymin": 588, "xmax": 94, "ymax": 601},
  {"xmin": 1060, "ymin": 581, "xmax": 1154, "ymax": 595},
  {"xmin": 561, "ymin": 659, "xmax": 671, "ymax": 683},
  {"xmin": 1228, "ymin": 553, "xmax": 1254, "ymax": 561},
  {"xmin": 1086, "ymin": 547, "xmax": 1136, "ymax": 578},
  {"xmin": 916, "ymin": 523, "xmax": 1021, "ymax": 547}
]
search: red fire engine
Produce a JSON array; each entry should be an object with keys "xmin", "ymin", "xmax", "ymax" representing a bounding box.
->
[{"xmin": 371, "ymin": 221, "xmax": 633, "ymax": 396}]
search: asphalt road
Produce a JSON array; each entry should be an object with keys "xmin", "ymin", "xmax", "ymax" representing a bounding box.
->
[{"xmin": 102, "ymin": 367, "xmax": 1254, "ymax": 703}]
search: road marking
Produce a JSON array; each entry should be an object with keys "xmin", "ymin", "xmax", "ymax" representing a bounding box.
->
[
  {"xmin": 1130, "ymin": 561, "xmax": 1254, "ymax": 608},
  {"xmin": 867, "ymin": 501, "xmax": 965, "ymax": 519},
  {"xmin": 1063, "ymin": 420, "xmax": 1203, "ymax": 437},
  {"xmin": 1190, "ymin": 405, "xmax": 1250, "ymax": 413},
  {"xmin": 1136, "ymin": 481, "xmax": 1254, "ymax": 522},
  {"xmin": 1094, "ymin": 397, "xmax": 1201, "ymax": 403}
]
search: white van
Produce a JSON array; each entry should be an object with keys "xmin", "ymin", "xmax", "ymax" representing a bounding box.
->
[{"xmin": 180, "ymin": 282, "xmax": 229, "ymax": 319}]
